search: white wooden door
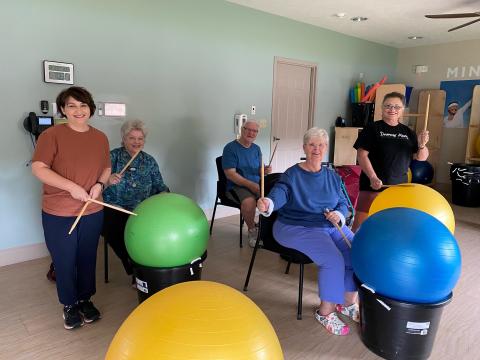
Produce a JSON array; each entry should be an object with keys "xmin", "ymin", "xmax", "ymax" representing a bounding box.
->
[{"xmin": 270, "ymin": 58, "xmax": 316, "ymax": 172}]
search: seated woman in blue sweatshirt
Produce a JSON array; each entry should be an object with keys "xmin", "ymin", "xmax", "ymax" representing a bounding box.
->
[{"xmin": 257, "ymin": 127, "xmax": 358, "ymax": 336}]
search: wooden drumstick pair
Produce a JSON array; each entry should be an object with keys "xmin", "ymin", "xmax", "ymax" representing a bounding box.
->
[
  {"xmin": 68, "ymin": 199, "xmax": 137, "ymax": 235},
  {"xmin": 69, "ymin": 151, "xmax": 141, "ymax": 234}
]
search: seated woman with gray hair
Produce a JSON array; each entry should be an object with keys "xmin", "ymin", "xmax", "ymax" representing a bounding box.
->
[
  {"xmin": 257, "ymin": 127, "xmax": 358, "ymax": 336},
  {"xmin": 103, "ymin": 120, "xmax": 168, "ymax": 283}
]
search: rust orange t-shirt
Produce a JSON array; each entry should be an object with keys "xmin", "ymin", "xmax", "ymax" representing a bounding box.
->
[{"xmin": 32, "ymin": 124, "xmax": 111, "ymax": 216}]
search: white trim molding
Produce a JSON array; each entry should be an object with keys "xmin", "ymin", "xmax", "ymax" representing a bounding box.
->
[{"xmin": 0, "ymin": 242, "xmax": 49, "ymax": 267}]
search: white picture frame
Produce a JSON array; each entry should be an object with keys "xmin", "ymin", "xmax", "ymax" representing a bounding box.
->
[{"xmin": 43, "ymin": 60, "xmax": 74, "ymax": 84}]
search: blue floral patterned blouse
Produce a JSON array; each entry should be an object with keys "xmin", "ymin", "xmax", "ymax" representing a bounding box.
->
[{"xmin": 103, "ymin": 147, "xmax": 167, "ymax": 210}]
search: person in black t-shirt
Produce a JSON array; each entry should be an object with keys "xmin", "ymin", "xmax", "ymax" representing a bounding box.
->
[{"xmin": 352, "ymin": 92, "xmax": 429, "ymax": 231}]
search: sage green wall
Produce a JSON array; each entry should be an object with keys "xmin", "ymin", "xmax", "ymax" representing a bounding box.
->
[
  {"xmin": 0, "ymin": 0, "xmax": 397, "ymax": 251},
  {"xmin": 396, "ymin": 39, "xmax": 480, "ymax": 184}
]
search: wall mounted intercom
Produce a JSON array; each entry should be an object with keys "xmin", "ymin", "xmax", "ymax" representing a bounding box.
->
[{"xmin": 23, "ymin": 112, "xmax": 54, "ymax": 140}]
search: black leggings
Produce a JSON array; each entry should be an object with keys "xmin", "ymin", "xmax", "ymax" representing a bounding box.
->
[{"xmin": 102, "ymin": 207, "xmax": 133, "ymax": 275}]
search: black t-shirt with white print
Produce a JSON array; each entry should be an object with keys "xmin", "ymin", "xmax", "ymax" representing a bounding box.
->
[{"xmin": 353, "ymin": 120, "xmax": 419, "ymax": 191}]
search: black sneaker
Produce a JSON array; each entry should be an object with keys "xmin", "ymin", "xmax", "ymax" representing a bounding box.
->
[
  {"xmin": 78, "ymin": 300, "xmax": 101, "ymax": 323},
  {"xmin": 63, "ymin": 305, "xmax": 83, "ymax": 330}
]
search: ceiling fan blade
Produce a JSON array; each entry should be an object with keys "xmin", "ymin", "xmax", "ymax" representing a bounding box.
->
[
  {"xmin": 425, "ymin": 12, "xmax": 480, "ymax": 19},
  {"xmin": 448, "ymin": 17, "xmax": 480, "ymax": 31}
]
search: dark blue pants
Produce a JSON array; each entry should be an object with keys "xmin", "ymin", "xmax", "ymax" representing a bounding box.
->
[{"xmin": 42, "ymin": 210, "xmax": 103, "ymax": 306}]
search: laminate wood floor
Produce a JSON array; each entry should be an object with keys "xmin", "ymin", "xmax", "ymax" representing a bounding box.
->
[{"xmin": 1, "ymin": 208, "xmax": 479, "ymax": 360}]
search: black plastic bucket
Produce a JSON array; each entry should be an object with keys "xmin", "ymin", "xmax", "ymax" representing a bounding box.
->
[
  {"xmin": 358, "ymin": 284, "xmax": 452, "ymax": 360},
  {"xmin": 132, "ymin": 251, "xmax": 207, "ymax": 303},
  {"xmin": 450, "ymin": 163, "xmax": 480, "ymax": 207}
]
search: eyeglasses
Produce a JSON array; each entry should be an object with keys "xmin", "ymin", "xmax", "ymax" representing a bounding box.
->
[
  {"xmin": 243, "ymin": 127, "xmax": 258, "ymax": 133},
  {"xmin": 383, "ymin": 104, "xmax": 404, "ymax": 111}
]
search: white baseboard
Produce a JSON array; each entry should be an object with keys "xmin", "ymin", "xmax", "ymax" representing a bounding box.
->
[
  {"xmin": 0, "ymin": 242, "xmax": 49, "ymax": 267},
  {"xmin": 0, "ymin": 207, "xmax": 238, "ymax": 267}
]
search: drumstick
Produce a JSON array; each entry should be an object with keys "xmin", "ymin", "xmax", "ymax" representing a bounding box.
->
[
  {"xmin": 325, "ymin": 208, "xmax": 351, "ymax": 248},
  {"xmin": 333, "ymin": 221, "xmax": 351, "ymax": 248},
  {"xmin": 89, "ymin": 198, "xmax": 138, "ymax": 216},
  {"xmin": 268, "ymin": 140, "xmax": 280, "ymax": 167},
  {"xmin": 381, "ymin": 184, "xmax": 415, "ymax": 188},
  {"xmin": 119, "ymin": 151, "xmax": 140, "ymax": 175},
  {"xmin": 68, "ymin": 201, "xmax": 91, "ymax": 235},
  {"xmin": 260, "ymin": 156, "xmax": 264, "ymax": 198},
  {"xmin": 423, "ymin": 94, "xmax": 430, "ymax": 131}
]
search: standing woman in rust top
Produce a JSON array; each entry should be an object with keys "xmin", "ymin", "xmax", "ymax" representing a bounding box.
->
[{"xmin": 32, "ymin": 87, "xmax": 111, "ymax": 330}]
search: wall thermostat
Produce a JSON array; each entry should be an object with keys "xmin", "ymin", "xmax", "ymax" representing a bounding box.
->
[{"xmin": 43, "ymin": 60, "xmax": 74, "ymax": 84}]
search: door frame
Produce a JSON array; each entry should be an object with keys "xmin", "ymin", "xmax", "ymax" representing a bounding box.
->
[{"xmin": 270, "ymin": 56, "xmax": 317, "ymax": 152}]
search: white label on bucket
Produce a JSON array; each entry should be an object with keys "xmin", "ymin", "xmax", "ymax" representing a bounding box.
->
[
  {"xmin": 136, "ymin": 279, "xmax": 148, "ymax": 293},
  {"xmin": 406, "ymin": 322, "xmax": 430, "ymax": 335},
  {"xmin": 407, "ymin": 321, "xmax": 430, "ymax": 330}
]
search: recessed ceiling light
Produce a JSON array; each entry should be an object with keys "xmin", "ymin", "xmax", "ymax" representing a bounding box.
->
[
  {"xmin": 351, "ymin": 16, "xmax": 368, "ymax": 22},
  {"xmin": 408, "ymin": 36, "xmax": 424, "ymax": 40},
  {"xmin": 334, "ymin": 13, "xmax": 346, "ymax": 18}
]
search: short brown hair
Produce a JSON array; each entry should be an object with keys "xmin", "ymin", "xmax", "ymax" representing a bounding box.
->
[
  {"xmin": 383, "ymin": 92, "xmax": 405, "ymax": 105},
  {"xmin": 56, "ymin": 86, "xmax": 96, "ymax": 118}
]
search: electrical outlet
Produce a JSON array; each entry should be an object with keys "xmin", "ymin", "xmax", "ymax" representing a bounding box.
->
[{"xmin": 251, "ymin": 105, "xmax": 256, "ymax": 115}]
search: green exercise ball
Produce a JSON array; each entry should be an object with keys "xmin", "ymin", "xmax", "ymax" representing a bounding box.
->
[{"xmin": 125, "ymin": 193, "xmax": 209, "ymax": 268}]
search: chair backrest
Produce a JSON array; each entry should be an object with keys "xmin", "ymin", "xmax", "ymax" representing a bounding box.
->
[
  {"xmin": 259, "ymin": 173, "xmax": 312, "ymax": 264},
  {"xmin": 215, "ymin": 156, "xmax": 228, "ymax": 197}
]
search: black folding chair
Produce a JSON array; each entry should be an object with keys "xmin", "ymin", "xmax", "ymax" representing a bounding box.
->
[
  {"xmin": 210, "ymin": 156, "xmax": 244, "ymax": 247},
  {"xmin": 243, "ymin": 173, "xmax": 313, "ymax": 319}
]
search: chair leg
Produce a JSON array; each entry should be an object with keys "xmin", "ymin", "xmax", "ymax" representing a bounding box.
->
[
  {"xmin": 239, "ymin": 215, "xmax": 244, "ymax": 248},
  {"xmin": 209, "ymin": 198, "xmax": 219, "ymax": 235},
  {"xmin": 297, "ymin": 263, "xmax": 304, "ymax": 320},
  {"xmin": 285, "ymin": 261, "xmax": 292, "ymax": 274},
  {"xmin": 104, "ymin": 237, "xmax": 109, "ymax": 283},
  {"xmin": 243, "ymin": 238, "xmax": 260, "ymax": 291}
]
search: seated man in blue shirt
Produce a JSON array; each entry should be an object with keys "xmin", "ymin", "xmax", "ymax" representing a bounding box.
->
[{"xmin": 222, "ymin": 120, "xmax": 271, "ymax": 247}]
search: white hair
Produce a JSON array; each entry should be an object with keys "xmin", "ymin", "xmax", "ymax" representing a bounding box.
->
[
  {"xmin": 243, "ymin": 120, "xmax": 259, "ymax": 128},
  {"xmin": 303, "ymin": 127, "xmax": 329, "ymax": 145},
  {"xmin": 121, "ymin": 120, "xmax": 148, "ymax": 142}
]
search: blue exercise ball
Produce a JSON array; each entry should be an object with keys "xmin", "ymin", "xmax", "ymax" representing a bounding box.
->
[
  {"xmin": 352, "ymin": 208, "xmax": 461, "ymax": 303},
  {"xmin": 410, "ymin": 160, "xmax": 434, "ymax": 184}
]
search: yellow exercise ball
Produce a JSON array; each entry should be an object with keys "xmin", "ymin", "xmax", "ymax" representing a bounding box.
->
[
  {"xmin": 475, "ymin": 134, "xmax": 480, "ymax": 156},
  {"xmin": 407, "ymin": 168, "xmax": 412, "ymax": 183},
  {"xmin": 369, "ymin": 183, "xmax": 455, "ymax": 234},
  {"xmin": 106, "ymin": 281, "xmax": 284, "ymax": 360}
]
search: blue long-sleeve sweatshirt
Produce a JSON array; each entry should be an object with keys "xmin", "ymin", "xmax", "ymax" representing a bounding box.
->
[{"xmin": 267, "ymin": 164, "xmax": 348, "ymax": 227}]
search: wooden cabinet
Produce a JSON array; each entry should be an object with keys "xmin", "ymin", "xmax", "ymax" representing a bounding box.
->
[
  {"xmin": 465, "ymin": 85, "xmax": 480, "ymax": 164},
  {"xmin": 333, "ymin": 127, "xmax": 362, "ymax": 166},
  {"xmin": 416, "ymin": 90, "xmax": 446, "ymax": 184}
]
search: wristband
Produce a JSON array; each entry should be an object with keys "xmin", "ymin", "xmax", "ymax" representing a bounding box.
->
[{"xmin": 95, "ymin": 181, "xmax": 105, "ymax": 191}]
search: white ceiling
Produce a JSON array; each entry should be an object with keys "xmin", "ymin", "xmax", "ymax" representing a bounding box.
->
[{"xmin": 227, "ymin": 0, "xmax": 480, "ymax": 48}]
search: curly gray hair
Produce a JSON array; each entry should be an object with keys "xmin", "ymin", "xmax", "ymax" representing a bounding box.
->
[{"xmin": 121, "ymin": 120, "xmax": 148, "ymax": 143}]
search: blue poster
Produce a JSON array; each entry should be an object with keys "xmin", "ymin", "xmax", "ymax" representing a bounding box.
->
[{"xmin": 440, "ymin": 80, "xmax": 480, "ymax": 128}]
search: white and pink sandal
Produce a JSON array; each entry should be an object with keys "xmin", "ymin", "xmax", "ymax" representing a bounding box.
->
[
  {"xmin": 336, "ymin": 303, "xmax": 360, "ymax": 323},
  {"xmin": 314, "ymin": 310, "xmax": 350, "ymax": 336}
]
